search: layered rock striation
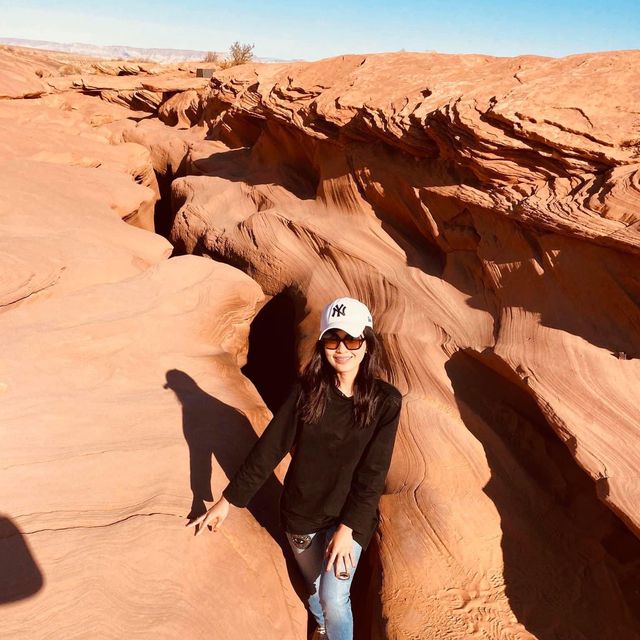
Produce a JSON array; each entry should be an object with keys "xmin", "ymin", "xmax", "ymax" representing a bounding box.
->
[
  {"xmin": 168, "ymin": 51, "xmax": 640, "ymax": 639},
  {"xmin": 2, "ymin": 45, "xmax": 640, "ymax": 640},
  {"xmin": 0, "ymin": 48, "xmax": 306, "ymax": 639}
]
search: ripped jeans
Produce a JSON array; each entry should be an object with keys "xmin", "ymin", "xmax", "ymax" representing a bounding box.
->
[{"xmin": 285, "ymin": 523, "xmax": 363, "ymax": 640}]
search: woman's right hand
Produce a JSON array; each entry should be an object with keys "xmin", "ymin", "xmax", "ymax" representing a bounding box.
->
[{"xmin": 186, "ymin": 496, "xmax": 230, "ymax": 537}]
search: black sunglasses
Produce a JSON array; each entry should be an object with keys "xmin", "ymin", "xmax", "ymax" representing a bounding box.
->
[{"xmin": 319, "ymin": 332, "xmax": 365, "ymax": 350}]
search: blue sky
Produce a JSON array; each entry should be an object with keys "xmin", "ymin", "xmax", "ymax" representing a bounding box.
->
[{"xmin": 1, "ymin": 0, "xmax": 638, "ymax": 60}]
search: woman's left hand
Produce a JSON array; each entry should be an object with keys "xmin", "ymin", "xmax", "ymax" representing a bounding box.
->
[{"xmin": 325, "ymin": 524, "xmax": 357, "ymax": 578}]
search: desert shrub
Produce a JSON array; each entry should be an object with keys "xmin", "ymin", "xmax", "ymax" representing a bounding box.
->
[
  {"xmin": 58, "ymin": 63, "xmax": 83, "ymax": 76},
  {"xmin": 227, "ymin": 41, "xmax": 254, "ymax": 66},
  {"xmin": 203, "ymin": 51, "xmax": 219, "ymax": 63}
]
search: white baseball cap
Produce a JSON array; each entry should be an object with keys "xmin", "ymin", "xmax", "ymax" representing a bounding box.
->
[{"xmin": 318, "ymin": 297, "xmax": 373, "ymax": 340}]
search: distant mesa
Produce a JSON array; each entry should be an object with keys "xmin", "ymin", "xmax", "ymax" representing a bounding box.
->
[{"xmin": 0, "ymin": 36, "xmax": 291, "ymax": 63}]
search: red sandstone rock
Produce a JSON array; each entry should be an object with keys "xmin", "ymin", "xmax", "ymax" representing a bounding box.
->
[
  {"xmin": 2, "ymin": 44, "xmax": 640, "ymax": 640},
  {"xmin": 0, "ymin": 254, "xmax": 306, "ymax": 638},
  {"xmin": 0, "ymin": 48, "xmax": 306, "ymax": 639},
  {"xmin": 170, "ymin": 50, "xmax": 640, "ymax": 639},
  {"xmin": 0, "ymin": 45, "xmax": 52, "ymax": 98}
]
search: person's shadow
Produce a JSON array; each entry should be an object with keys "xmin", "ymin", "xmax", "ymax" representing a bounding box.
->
[
  {"xmin": 164, "ymin": 369, "xmax": 317, "ymax": 637},
  {"xmin": 0, "ymin": 515, "xmax": 43, "ymax": 606}
]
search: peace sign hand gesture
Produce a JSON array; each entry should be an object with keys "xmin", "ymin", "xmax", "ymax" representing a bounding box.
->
[{"xmin": 186, "ymin": 496, "xmax": 230, "ymax": 537}]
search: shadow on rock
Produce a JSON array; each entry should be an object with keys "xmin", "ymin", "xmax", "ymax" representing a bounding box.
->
[
  {"xmin": 445, "ymin": 349, "xmax": 640, "ymax": 639},
  {"xmin": 163, "ymin": 369, "xmax": 312, "ymax": 632},
  {"xmin": 0, "ymin": 514, "xmax": 44, "ymax": 604}
]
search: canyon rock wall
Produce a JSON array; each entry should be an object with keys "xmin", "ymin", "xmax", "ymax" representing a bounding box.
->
[
  {"xmin": 2, "ymin": 45, "xmax": 640, "ymax": 640},
  {"xmin": 0, "ymin": 49, "xmax": 306, "ymax": 639},
  {"xmin": 167, "ymin": 51, "xmax": 640, "ymax": 639}
]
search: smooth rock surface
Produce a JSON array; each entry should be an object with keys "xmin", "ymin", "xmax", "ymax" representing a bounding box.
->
[{"xmin": 1, "ymin": 47, "xmax": 306, "ymax": 640}]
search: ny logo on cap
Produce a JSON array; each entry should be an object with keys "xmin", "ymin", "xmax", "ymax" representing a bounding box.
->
[{"xmin": 331, "ymin": 303, "xmax": 347, "ymax": 317}]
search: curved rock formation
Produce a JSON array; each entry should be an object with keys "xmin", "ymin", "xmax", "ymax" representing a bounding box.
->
[
  {"xmin": 167, "ymin": 51, "xmax": 640, "ymax": 639},
  {"xmin": 2, "ymin": 44, "xmax": 640, "ymax": 640},
  {"xmin": 0, "ymin": 47, "xmax": 306, "ymax": 639}
]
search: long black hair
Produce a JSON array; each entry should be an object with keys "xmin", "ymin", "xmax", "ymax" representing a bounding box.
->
[{"xmin": 296, "ymin": 326, "xmax": 382, "ymax": 430}]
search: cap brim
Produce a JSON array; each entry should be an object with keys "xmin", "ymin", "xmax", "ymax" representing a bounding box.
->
[{"xmin": 319, "ymin": 321, "xmax": 366, "ymax": 340}]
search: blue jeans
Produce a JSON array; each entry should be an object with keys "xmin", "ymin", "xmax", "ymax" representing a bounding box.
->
[{"xmin": 285, "ymin": 523, "xmax": 363, "ymax": 640}]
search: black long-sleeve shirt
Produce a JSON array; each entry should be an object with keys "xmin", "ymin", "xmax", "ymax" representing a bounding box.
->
[{"xmin": 222, "ymin": 377, "xmax": 403, "ymax": 551}]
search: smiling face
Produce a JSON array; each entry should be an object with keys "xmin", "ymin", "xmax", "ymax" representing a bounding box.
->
[{"xmin": 322, "ymin": 329, "xmax": 368, "ymax": 375}]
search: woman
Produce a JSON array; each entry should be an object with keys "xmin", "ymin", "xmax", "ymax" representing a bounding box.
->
[{"xmin": 188, "ymin": 296, "xmax": 403, "ymax": 640}]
